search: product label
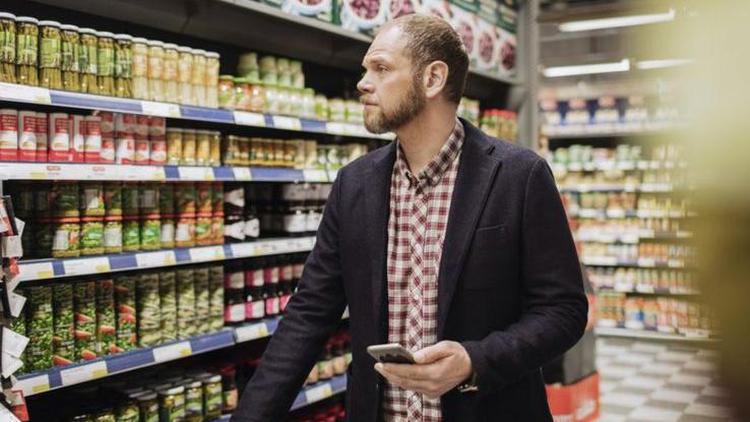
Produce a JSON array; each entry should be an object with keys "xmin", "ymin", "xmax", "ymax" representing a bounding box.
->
[
  {"xmin": 264, "ymin": 267, "xmax": 279, "ymax": 284},
  {"xmin": 284, "ymin": 213, "xmax": 307, "ymax": 233},
  {"xmin": 84, "ymin": 189, "xmax": 101, "ymax": 210},
  {"xmin": 115, "ymin": 114, "xmax": 136, "ymax": 136},
  {"xmin": 0, "ymin": 111, "xmax": 18, "ymax": 158},
  {"xmin": 98, "ymin": 47, "xmax": 114, "ymax": 76},
  {"xmin": 148, "ymin": 117, "xmax": 166, "ymax": 136},
  {"xmin": 71, "ymin": 118, "xmax": 85, "ymax": 163},
  {"xmin": 293, "ymin": 263, "xmax": 304, "ymax": 279},
  {"xmin": 134, "ymin": 138, "xmax": 150, "ymax": 164},
  {"xmin": 244, "ymin": 218, "xmax": 260, "ymax": 238},
  {"xmin": 100, "ymin": 138, "xmax": 115, "ymax": 163},
  {"xmin": 224, "ymin": 304, "xmax": 245, "ymax": 323},
  {"xmin": 246, "ymin": 300, "xmax": 265, "ymax": 320},
  {"xmin": 247, "ymin": 270, "xmax": 264, "ymax": 288},
  {"xmin": 99, "ymin": 113, "xmax": 114, "ymax": 135},
  {"xmin": 224, "ymin": 221, "xmax": 245, "ymax": 241},
  {"xmin": 149, "ymin": 139, "xmax": 167, "ymax": 164},
  {"xmin": 160, "ymin": 222, "xmax": 175, "ymax": 243},
  {"xmin": 175, "ymin": 221, "xmax": 192, "ymax": 241},
  {"xmin": 135, "ymin": 115, "xmax": 150, "ymax": 137},
  {"xmin": 280, "ymin": 294, "xmax": 291, "ymax": 312},
  {"xmin": 224, "ymin": 188, "xmax": 245, "ymax": 208},
  {"xmin": 265, "ymin": 297, "xmax": 279, "ymax": 316},
  {"xmin": 52, "ymin": 229, "xmax": 70, "ymax": 251},
  {"xmin": 116, "ymin": 137, "xmax": 134, "ymax": 164},
  {"xmin": 104, "ymin": 226, "xmax": 122, "ymax": 247},
  {"xmin": 50, "ymin": 116, "xmax": 70, "ymax": 153},
  {"xmin": 225, "ymin": 272, "xmax": 244, "ymax": 289},
  {"xmin": 40, "ymin": 37, "xmax": 61, "ymax": 68}
]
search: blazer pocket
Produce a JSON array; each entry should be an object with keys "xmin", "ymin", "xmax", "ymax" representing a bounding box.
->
[{"xmin": 462, "ymin": 225, "xmax": 506, "ymax": 290}]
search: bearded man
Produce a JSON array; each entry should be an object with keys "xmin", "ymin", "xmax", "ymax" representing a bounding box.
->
[{"xmin": 232, "ymin": 14, "xmax": 587, "ymax": 422}]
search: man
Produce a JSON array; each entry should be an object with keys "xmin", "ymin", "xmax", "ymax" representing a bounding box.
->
[{"xmin": 232, "ymin": 14, "xmax": 587, "ymax": 422}]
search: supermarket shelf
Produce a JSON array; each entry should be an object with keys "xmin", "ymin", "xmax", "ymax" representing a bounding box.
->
[
  {"xmin": 14, "ymin": 237, "xmax": 316, "ymax": 283},
  {"xmin": 581, "ymin": 257, "xmax": 688, "ymax": 269},
  {"xmin": 558, "ymin": 183, "xmax": 678, "ymax": 193},
  {"xmin": 0, "ymin": 83, "xmax": 393, "ymax": 141},
  {"xmin": 576, "ymin": 230, "xmax": 693, "ymax": 244},
  {"xmin": 0, "ymin": 162, "xmax": 340, "ymax": 183},
  {"xmin": 595, "ymin": 327, "xmax": 718, "ymax": 343},
  {"xmin": 551, "ymin": 160, "xmax": 688, "ymax": 174},
  {"xmin": 568, "ymin": 208, "xmax": 696, "ymax": 220},
  {"xmin": 542, "ymin": 122, "xmax": 687, "ymax": 139},
  {"xmin": 15, "ymin": 329, "xmax": 236, "ymax": 397},
  {"xmin": 596, "ymin": 284, "xmax": 700, "ymax": 296},
  {"xmin": 210, "ymin": 374, "xmax": 347, "ymax": 421}
]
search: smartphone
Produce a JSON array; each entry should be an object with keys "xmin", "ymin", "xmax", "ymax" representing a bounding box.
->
[{"xmin": 367, "ymin": 343, "xmax": 416, "ymax": 364}]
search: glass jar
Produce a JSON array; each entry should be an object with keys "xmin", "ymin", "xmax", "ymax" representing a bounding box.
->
[
  {"xmin": 147, "ymin": 40, "xmax": 164, "ymax": 101},
  {"xmin": 277, "ymin": 87, "xmax": 290, "ymax": 116},
  {"xmin": 177, "ymin": 46, "xmax": 193, "ymax": 105},
  {"xmin": 96, "ymin": 31, "xmax": 116, "ymax": 96},
  {"xmin": 185, "ymin": 380, "xmax": 203, "ymax": 422},
  {"xmin": 278, "ymin": 70, "xmax": 292, "ymax": 88},
  {"xmin": 181, "ymin": 129, "xmax": 197, "ymax": 166},
  {"xmin": 161, "ymin": 214, "xmax": 175, "ymax": 249},
  {"xmin": 302, "ymin": 88, "xmax": 315, "ymax": 119},
  {"xmin": 80, "ymin": 182, "xmax": 105, "ymax": 217},
  {"xmin": 209, "ymin": 130, "xmax": 221, "ymax": 167},
  {"xmin": 191, "ymin": 49, "xmax": 207, "ymax": 106},
  {"xmin": 222, "ymin": 135, "xmax": 240, "ymax": 166},
  {"xmin": 248, "ymin": 83, "xmax": 266, "ymax": 113},
  {"xmin": 159, "ymin": 183, "xmax": 175, "ymax": 215},
  {"xmin": 15, "ymin": 17, "xmax": 39, "ymax": 86},
  {"xmin": 140, "ymin": 214, "xmax": 161, "ymax": 251},
  {"xmin": 36, "ymin": 218, "xmax": 54, "ymax": 258},
  {"xmin": 205, "ymin": 51, "xmax": 220, "ymax": 108},
  {"xmin": 121, "ymin": 182, "xmax": 139, "ymax": 216},
  {"xmin": 176, "ymin": 183, "xmax": 196, "ymax": 215},
  {"xmin": 122, "ymin": 215, "xmax": 140, "ymax": 252},
  {"xmin": 114, "ymin": 34, "xmax": 133, "ymax": 98},
  {"xmin": 60, "ymin": 24, "xmax": 80, "ymax": 91},
  {"xmin": 136, "ymin": 393, "xmax": 159, "ymax": 422},
  {"xmin": 218, "ymin": 75, "xmax": 235, "ymax": 109},
  {"xmin": 52, "ymin": 217, "xmax": 80, "ymax": 258},
  {"xmin": 163, "ymin": 43, "xmax": 179, "ymax": 103},
  {"xmin": 78, "ymin": 28, "xmax": 97, "ymax": 93},
  {"xmin": 175, "ymin": 215, "xmax": 196, "ymax": 248},
  {"xmin": 139, "ymin": 183, "xmax": 160, "ymax": 215},
  {"xmin": 239, "ymin": 137, "xmax": 251, "ymax": 166},
  {"xmin": 212, "ymin": 213, "xmax": 224, "ymax": 245},
  {"xmin": 195, "ymin": 213, "xmax": 213, "ymax": 246},
  {"xmin": 159, "ymin": 386, "xmax": 186, "ymax": 422},
  {"xmin": 104, "ymin": 216, "xmax": 123, "ymax": 254},
  {"xmin": 233, "ymin": 77, "xmax": 251, "ymax": 111},
  {"xmin": 131, "ymin": 37, "xmax": 148, "ymax": 99},
  {"xmin": 201, "ymin": 375, "xmax": 223, "ymax": 419},
  {"xmin": 54, "ymin": 182, "xmax": 80, "ymax": 217},
  {"xmin": 237, "ymin": 52, "xmax": 258, "ymax": 78},
  {"xmin": 0, "ymin": 13, "xmax": 16, "ymax": 83},
  {"xmin": 196, "ymin": 130, "xmax": 211, "ymax": 166},
  {"xmin": 166, "ymin": 128, "xmax": 183, "ymax": 165},
  {"xmin": 314, "ymin": 94, "xmax": 328, "ymax": 121},
  {"xmin": 328, "ymin": 98, "xmax": 346, "ymax": 122},
  {"xmin": 80, "ymin": 217, "xmax": 104, "ymax": 255},
  {"xmin": 264, "ymin": 84, "xmax": 278, "ymax": 114},
  {"xmin": 196, "ymin": 183, "xmax": 213, "ymax": 214}
]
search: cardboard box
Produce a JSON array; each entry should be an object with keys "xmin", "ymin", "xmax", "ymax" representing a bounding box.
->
[{"xmin": 546, "ymin": 372, "xmax": 600, "ymax": 422}]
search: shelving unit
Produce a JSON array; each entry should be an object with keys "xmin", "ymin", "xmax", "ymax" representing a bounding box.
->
[{"xmin": 594, "ymin": 327, "xmax": 718, "ymax": 344}]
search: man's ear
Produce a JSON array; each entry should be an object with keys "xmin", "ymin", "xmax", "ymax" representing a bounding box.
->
[{"xmin": 422, "ymin": 61, "xmax": 449, "ymax": 100}]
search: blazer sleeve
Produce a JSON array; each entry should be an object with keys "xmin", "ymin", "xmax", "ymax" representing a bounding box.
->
[
  {"xmin": 231, "ymin": 175, "xmax": 348, "ymax": 422},
  {"xmin": 462, "ymin": 158, "xmax": 588, "ymax": 393}
]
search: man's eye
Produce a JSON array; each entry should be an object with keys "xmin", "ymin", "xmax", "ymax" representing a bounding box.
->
[{"xmin": 378, "ymin": 66, "xmax": 388, "ymax": 73}]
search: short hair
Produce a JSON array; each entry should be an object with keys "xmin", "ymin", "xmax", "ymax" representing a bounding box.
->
[{"xmin": 388, "ymin": 14, "xmax": 470, "ymax": 104}]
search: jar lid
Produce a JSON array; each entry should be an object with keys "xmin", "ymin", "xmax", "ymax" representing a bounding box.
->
[
  {"xmin": 181, "ymin": 128, "xmax": 196, "ymax": 134},
  {"xmin": 177, "ymin": 214, "xmax": 196, "ymax": 220},
  {"xmin": 219, "ymin": 75, "xmax": 234, "ymax": 81},
  {"xmin": 55, "ymin": 217, "xmax": 81, "ymax": 223},
  {"xmin": 192, "ymin": 48, "xmax": 207, "ymax": 55},
  {"xmin": 115, "ymin": 34, "xmax": 133, "ymax": 41},
  {"xmin": 0, "ymin": 13, "xmax": 16, "ymax": 20},
  {"xmin": 233, "ymin": 77, "xmax": 246, "ymax": 84},
  {"xmin": 15, "ymin": 17, "xmax": 40, "ymax": 24},
  {"xmin": 78, "ymin": 27, "xmax": 97, "ymax": 35},
  {"xmin": 163, "ymin": 42, "xmax": 179, "ymax": 50},
  {"xmin": 177, "ymin": 46, "xmax": 192, "ymax": 53},
  {"xmin": 132, "ymin": 37, "xmax": 148, "ymax": 44},
  {"xmin": 60, "ymin": 24, "xmax": 80, "ymax": 31},
  {"xmin": 81, "ymin": 217, "xmax": 104, "ymax": 222},
  {"xmin": 96, "ymin": 31, "xmax": 115, "ymax": 38},
  {"xmin": 166, "ymin": 127, "xmax": 183, "ymax": 133},
  {"xmin": 147, "ymin": 40, "xmax": 165, "ymax": 47},
  {"xmin": 38, "ymin": 20, "xmax": 62, "ymax": 27},
  {"xmin": 162, "ymin": 385, "xmax": 185, "ymax": 395},
  {"xmin": 104, "ymin": 215, "xmax": 123, "ymax": 222},
  {"xmin": 206, "ymin": 374, "xmax": 222, "ymax": 383},
  {"xmin": 188, "ymin": 380, "xmax": 202, "ymax": 388},
  {"xmin": 206, "ymin": 51, "xmax": 220, "ymax": 58}
]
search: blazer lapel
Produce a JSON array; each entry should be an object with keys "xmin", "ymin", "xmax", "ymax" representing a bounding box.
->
[
  {"xmin": 364, "ymin": 142, "xmax": 396, "ymax": 343},
  {"xmin": 437, "ymin": 123, "xmax": 501, "ymax": 339}
]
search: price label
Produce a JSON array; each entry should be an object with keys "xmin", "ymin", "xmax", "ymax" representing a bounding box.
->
[
  {"xmin": 668, "ymin": 259, "xmax": 684, "ymax": 268},
  {"xmin": 60, "ymin": 361, "xmax": 108, "ymax": 386},
  {"xmin": 607, "ymin": 209, "xmax": 626, "ymax": 219},
  {"xmin": 189, "ymin": 246, "xmax": 225, "ymax": 262},
  {"xmin": 235, "ymin": 323, "xmax": 270, "ymax": 343},
  {"xmin": 136, "ymin": 251, "xmax": 176, "ymax": 268},
  {"xmin": 64, "ymin": 257, "xmax": 110, "ymax": 276},
  {"xmin": 233, "ymin": 111, "xmax": 266, "ymax": 127},
  {"xmin": 326, "ymin": 122, "xmax": 345, "ymax": 135},
  {"xmin": 178, "ymin": 166, "xmax": 214, "ymax": 181},
  {"xmin": 272, "ymin": 116, "xmax": 302, "ymax": 131},
  {"xmin": 303, "ymin": 169, "xmax": 328, "ymax": 182},
  {"xmin": 2, "ymin": 352, "xmax": 24, "ymax": 378},
  {"xmin": 636, "ymin": 284, "xmax": 655, "ymax": 294},
  {"xmin": 17, "ymin": 262, "xmax": 54, "ymax": 282},
  {"xmin": 0, "ymin": 82, "xmax": 52, "ymax": 104},
  {"xmin": 2, "ymin": 327, "xmax": 29, "ymax": 358},
  {"xmin": 141, "ymin": 101, "xmax": 181, "ymax": 118},
  {"xmin": 638, "ymin": 258, "xmax": 656, "ymax": 268},
  {"xmin": 142, "ymin": 165, "xmax": 166, "ymax": 181},
  {"xmin": 305, "ymin": 383, "xmax": 333, "ymax": 404},
  {"xmin": 18, "ymin": 374, "xmax": 51, "ymax": 396},
  {"xmin": 153, "ymin": 341, "xmax": 192, "ymax": 363},
  {"xmin": 233, "ymin": 167, "xmax": 252, "ymax": 181},
  {"xmin": 230, "ymin": 243, "xmax": 255, "ymax": 258}
]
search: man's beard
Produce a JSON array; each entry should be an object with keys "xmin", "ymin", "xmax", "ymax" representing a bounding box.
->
[{"xmin": 364, "ymin": 78, "xmax": 426, "ymax": 134}]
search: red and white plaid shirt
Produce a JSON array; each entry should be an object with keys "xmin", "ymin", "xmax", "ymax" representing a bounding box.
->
[{"xmin": 383, "ymin": 120, "xmax": 465, "ymax": 422}]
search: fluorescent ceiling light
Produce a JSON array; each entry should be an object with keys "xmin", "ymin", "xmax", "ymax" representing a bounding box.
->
[
  {"xmin": 637, "ymin": 58, "xmax": 693, "ymax": 70},
  {"xmin": 559, "ymin": 9, "xmax": 676, "ymax": 32},
  {"xmin": 543, "ymin": 59, "xmax": 630, "ymax": 78}
]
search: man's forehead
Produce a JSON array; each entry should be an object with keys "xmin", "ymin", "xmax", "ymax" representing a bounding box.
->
[{"xmin": 364, "ymin": 24, "xmax": 408, "ymax": 61}]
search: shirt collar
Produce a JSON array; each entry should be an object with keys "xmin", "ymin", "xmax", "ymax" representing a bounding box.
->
[{"xmin": 395, "ymin": 119, "xmax": 465, "ymax": 188}]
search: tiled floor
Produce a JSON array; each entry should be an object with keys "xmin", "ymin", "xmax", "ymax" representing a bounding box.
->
[{"xmin": 597, "ymin": 337, "xmax": 738, "ymax": 422}]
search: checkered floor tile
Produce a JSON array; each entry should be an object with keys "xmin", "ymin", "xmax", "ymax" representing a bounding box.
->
[{"xmin": 597, "ymin": 338, "xmax": 738, "ymax": 421}]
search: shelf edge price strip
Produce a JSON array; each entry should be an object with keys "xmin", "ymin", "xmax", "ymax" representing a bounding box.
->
[
  {"xmin": 0, "ymin": 82, "xmax": 52, "ymax": 104},
  {"xmin": 141, "ymin": 101, "xmax": 181, "ymax": 118},
  {"xmin": 235, "ymin": 322, "xmax": 271, "ymax": 343},
  {"xmin": 153, "ymin": 341, "xmax": 193, "ymax": 363},
  {"xmin": 304, "ymin": 383, "xmax": 334, "ymax": 405},
  {"xmin": 60, "ymin": 360, "xmax": 108, "ymax": 387},
  {"xmin": 63, "ymin": 257, "xmax": 111, "ymax": 276},
  {"xmin": 233, "ymin": 111, "xmax": 266, "ymax": 127}
]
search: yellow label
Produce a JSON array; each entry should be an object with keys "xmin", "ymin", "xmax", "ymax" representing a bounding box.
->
[
  {"xmin": 37, "ymin": 270, "xmax": 54, "ymax": 279},
  {"xmin": 179, "ymin": 348, "xmax": 192, "ymax": 357},
  {"xmin": 30, "ymin": 171, "xmax": 46, "ymax": 180},
  {"xmin": 95, "ymin": 264, "xmax": 109, "ymax": 272},
  {"xmin": 32, "ymin": 384, "xmax": 50, "ymax": 393},
  {"xmin": 92, "ymin": 368, "xmax": 108, "ymax": 378}
]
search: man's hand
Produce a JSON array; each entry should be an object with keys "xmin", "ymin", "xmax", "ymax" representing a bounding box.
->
[{"xmin": 374, "ymin": 341, "xmax": 473, "ymax": 399}]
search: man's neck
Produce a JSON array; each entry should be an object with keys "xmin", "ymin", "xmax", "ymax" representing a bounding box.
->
[{"xmin": 396, "ymin": 108, "xmax": 458, "ymax": 175}]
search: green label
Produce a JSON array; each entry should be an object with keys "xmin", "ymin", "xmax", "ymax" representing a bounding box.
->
[
  {"xmin": 1, "ymin": 30, "xmax": 16, "ymax": 62},
  {"xmin": 98, "ymin": 48, "xmax": 114, "ymax": 76},
  {"xmin": 62, "ymin": 41, "xmax": 80, "ymax": 71},
  {"xmin": 40, "ymin": 37, "xmax": 61, "ymax": 68},
  {"xmin": 79, "ymin": 44, "xmax": 97, "ymax": 74},
  {"xmin": 16, "ymin": 34, "xmax": 38, "ymax": 65}
]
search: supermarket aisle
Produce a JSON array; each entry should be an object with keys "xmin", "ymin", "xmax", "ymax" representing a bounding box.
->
[{"xmin": 597, "ymin": 338, "xmax": 736, "ymax": 422}]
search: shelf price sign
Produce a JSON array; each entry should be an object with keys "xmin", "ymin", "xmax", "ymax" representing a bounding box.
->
[{"xmin": 305, "ymin": 383, "xmax": 334, "ymax": 404}]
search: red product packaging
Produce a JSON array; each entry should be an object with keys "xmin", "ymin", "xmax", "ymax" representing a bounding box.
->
[
  {"xmin": 115, "ymin": 113, "xmax": 136, "ymax": 137},
  {"xmin": 0, "ymin": 108, "xmax": 18, "ymax": 161},
  {"xmin": 149, "ymin": 136, "xmax": 166, "ymax": 165},
  {"xmin": 70, "ymin": 115, "xmax": 85, "ymax": 163},
  {"xmin": 135, "ymin": 114, "xmax": 150, "ymax": 138},
  {"xmin": 115, "ymin": 134, "xmax": 134, "ymax": 164},
  {"xmin": 100, "ymin": 136, "xmax": 115, "ymax": 163},
  {"xmin": 134, "ymin": 136, "xmax": 150, "ymax": 165},
  {"xmin": 84, "ymin": 116, "xmax": 102, "ymax": 163},
  {"xmin": 148, "ymin": 116, "xmax": 166, "ymax": 137},
  {"xmin": 17, "ymin": 111, "xmax": 36, "ymax": 162},
  {"xmin": 35, "ymin": 112, "xmax": 48, "ymax": 162},
  {"xmin": 48, "ymin": 112, "xmax": 71, "ymax": 162},
  {"xmin": 546, "ymin": 372, "xmax": 600, "ymax": 422},
  {"xmin": 98, "ymin": 111, "xmax": 114, "ymax": 137}
]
